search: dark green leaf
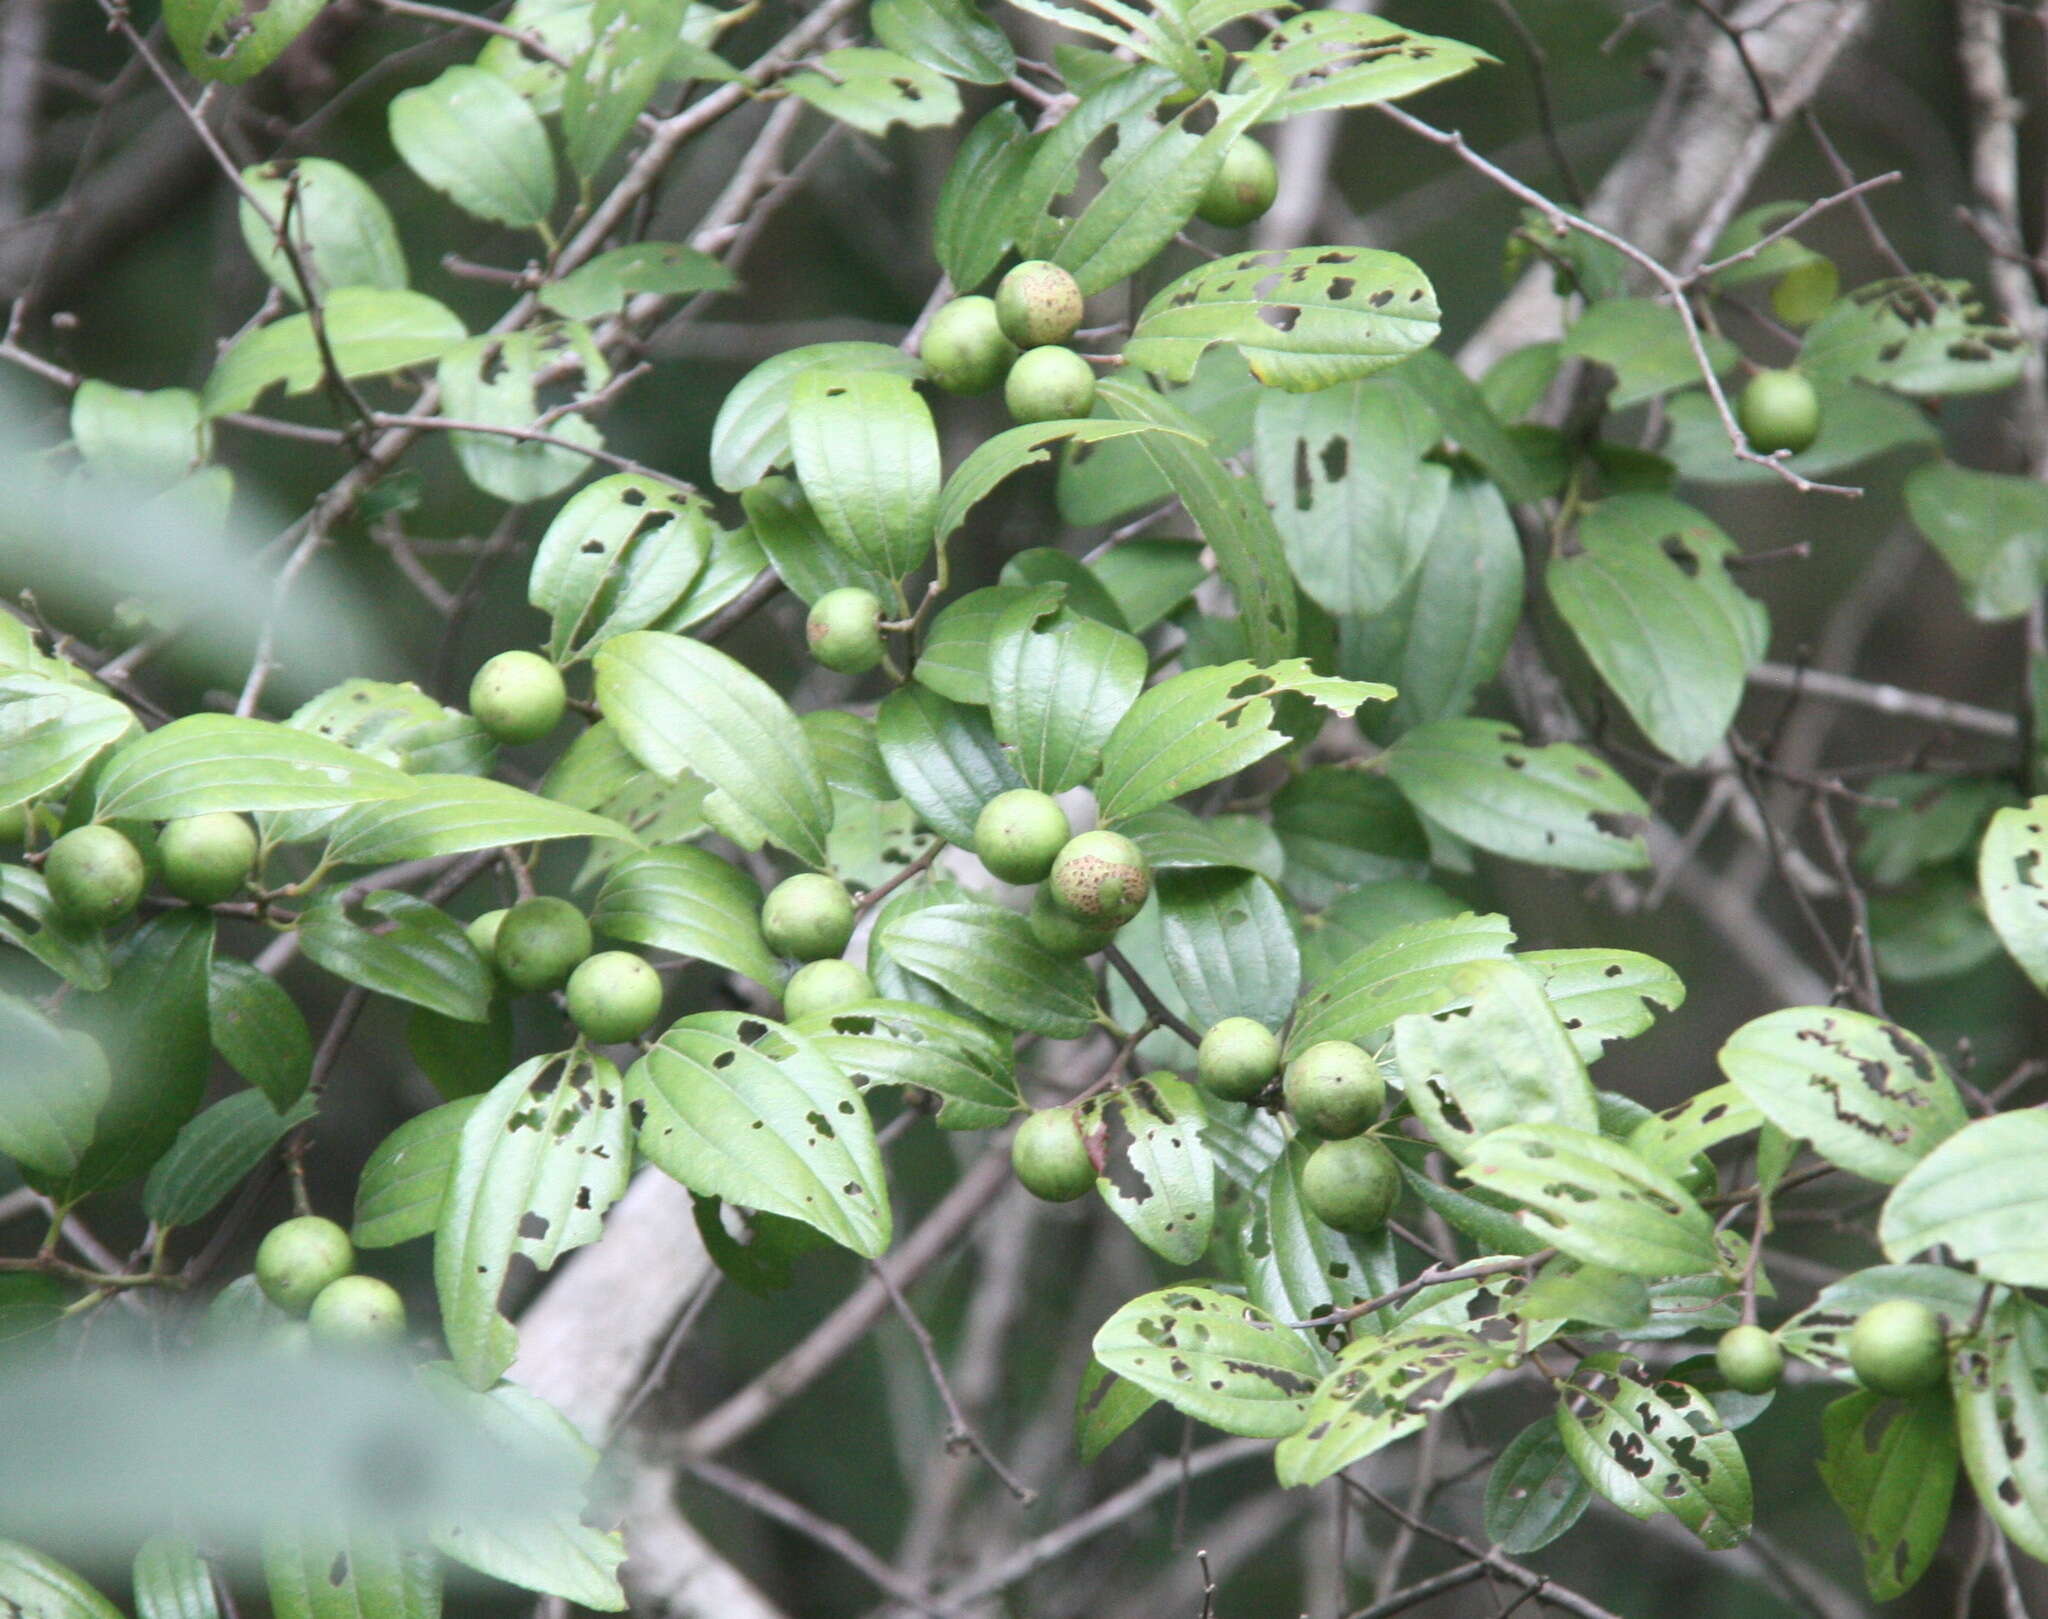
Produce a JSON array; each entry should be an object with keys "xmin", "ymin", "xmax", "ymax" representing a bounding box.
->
[
  {"xmin": 1157, "ymin": 866, "xmax": 1299, "ymax": 1031},
  {"xmin": 93, "ymin": 715, "xmax": 413, "ymax": 821},
  {"xmin": 881, "ymin": 902, "xmax": 1097, "ymax": 1037},
  {"xmin": 1817, "ymin": 1389, "xmax": 1958, "ymax": 1600},
  {"xmin": 143, "ymin": 1090, "xmax": 315, "ymax": 1229},
  {"xmin": 1486, "ymin": 1420, "xmax": 1593, "ymax": 1554},
  {"xmin": 208, "ymin": 959, "xmax": 313, "ymax": 1110},
  {"xmin": 872, "ymin": 0, "xmax": 1014, "ymax": 83},
  {"xmin": 298, "ymin": 890, "xmax": 494, "ymax": 1023},
  {"xmin": 789, "ymin": 369, "xmax": 940, "ymax": 581},
  {"xmin": 590, "ymin": 845, "xmax": 778, "ymax": 988},
  {"xmin": 1093, "ymin": 1285, "xmax": 1319, "ymax": 1437},
  {"xmin": 987, "ymin": 588, "xmax": 1148, "ymax": 792},
  {"xmin": 875, "ymin": 685, "xmax": 1026, "ymax": 844},
  {"xmin": 354, "ymin": 1097, "xmax": 483, "ymax": 1249}
]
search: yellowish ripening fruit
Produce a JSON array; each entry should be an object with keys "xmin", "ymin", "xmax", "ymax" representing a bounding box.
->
[
  {"xmin": 995, "ymin": 260, "xmax": 1084, "ymax": 349},
  {"xmin": 1049, "ymin": 830, "xmax": 1150, "ymax": 924}
]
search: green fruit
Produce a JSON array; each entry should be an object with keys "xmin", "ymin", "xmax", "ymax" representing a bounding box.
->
[
  {"xmin": 1197, "ymin": 1017, "xmax": 1281, "ymax": 1102},
  {"xmin": 1195, "ymin": 139, "xmax": 1278, "ymax": 229},
  {"xmin": 1770, "ymin": 257, "xmax": 1838, "ymax": 327},
  {"xmin": 1283, "ymin": 1041, "xmax": 1385, "ymax": 1139},
  {"xmin": 255, "ymin": 1216, "xmax": 355, "ymax": 1316},
  {"xmin": 1849, "ymin": 1298, "xmax": 1947, "ymax": 1396},
  {"xmin": 920, "ymin": 295, "xmax": 1016, "ymax": 395},
  {"xmin": 567, "ymin": 950, "xmax": 663, "ymax": 1043},
  {"xmin": 1715, "ymin": 1325, "xmax": 1784, "ymax": 1395},
  {"xmin": 307, "ymin": 1274, "xmax": 407, "ymax": 1349},
  {"xmin": 1736, "ymin": 368, "xmax": 1821, "ymax": 455},
  {"xmin": 974, "ymin": 789, "xmax": 1071, "ymax": 884},
  {"xmin": 995, "ymin": 260, "xmax": 1083, "ymax": 349},
  {"xmin": 806, "ymin": 587, "xmax": 885, "ymax": 675},
  {"xmin": 1004, "ymin": 345, "xmax": 1095, "ymax": 425},
  {"xmin": 43, "ymin": 825, "xmax": 146, "ymax": 928},
  {"xmin": 1301, "ymin": 1136, "xmax": 1400, "ymax": 1235},
  {"xmin": 1026, "ymin": 884, "xmax": 1119, "ymax": 956},
  {"xmin": 782, "ymin": 958, "xmax": 874, "ymax": 1020},
  {"xmin": 1011, "ymin": 1107, "xmax": 1095, "ymax": 1202},
  {"xmin": 761, "ymin": 873, "xmax": 856, "ymax": 961},
  {"xmin": 493, "ymin": 895, "xmax": 592, "ymax": 992},
  {"xmin": 1049, "ymin": 830, "xmax": 1150, "ymax": 923},
  {"xmin": 468, "ymin": 650, "xmax": 566, "ymax": 746},
  {"xmin": 467, "ymin": 908, "xmax": 509, "ymax": 959},
  {"xmin": 158, "ymin": 811, "xmax": 258, "ymax": 905},
  {"xmin": 0, "ymin": 802, "xmax": 27, "ymax": 845}
]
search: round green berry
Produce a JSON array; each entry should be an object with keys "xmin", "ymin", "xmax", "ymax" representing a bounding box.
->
[
  {"xmin": 255, "ymin": 1216, "xmax": 355, "ymax": 1316},
  {"xmin": 1283, "ymin": 1041, "xmax": 1385, "ymax": 1139},
  {"xmin": 807, "ymin": 587, "xmax": 885, "ymax": 675},
  {"xmin": 995, "ymin": 260, "xmax": 1083, "ymax": 349},
  {"xmin": 567, "ymin": 950, "xmax": 663, "ymax": 1043},
  {"xmin": 974, "ymin": 789, "xmax": 1071, "ymax": 884},
  {"xmin": 1004, "ymin": 345, "xmax": 1095, "ymax": 425},
  {"xmin": 1011, "ymin": 1107, "xmax": 1095, "ymax": 1202},
  {"xmin": 1195, "ymin": 139, "xmax": 1278, "ymax": 229},
  {"xmin": 1737, "ymin": 368, "xmax": 1822, "ymax": 456},
  {"xmin": 1301, "ymin": 1136, "xmax": 1400, "ymax": 1236},
  {"xmin": 43, "ymin": 824, "xmax": 146, "ymax": 929},
  {"xmin": 1715, "ymin": 1325, "xmax": 1784, "ymax": 1395},
  {"xmin": 762, "ymin": 873, "xmax": 857, "ymax": 961},
  {"xmin": 1197, "ymin": 1017, "xmax": 1281, "ymax": 1102},
  {"xmin": 1849, "ymin": 1298, "xmax": 1947, "ymax": 1397},
  {"xmin": 469, "ymin": 650, "xmax": 566, "ymax": 746},
  {"xmin": 493, "ymin": 896, "xmax": 592, "ymax": 992},
  {"xmin": 783, "ymin": 958, "xmax": 874, "ymax": 1021},
  {"xmin": 1026, "ymin": 884, "xmax": 1119, "ymax": 956},
  {"xmin": 308, "ymin": 1274, "xmax": 407, "ymax": 1349},
  {"xmin": 0, "ymin": 802, "xmax": 27, "ymax": 845},
  {"xmin": 158, "ymin": 812, "xmax": 258, "ymax": 906},
  {"xmin": 920, "ymin": 295, "xmax": 1016, "ymax": 395},
  {"xmin": 1049, "ymin": 830, "xmax": 1150, "ymax": 924},
  {"xmin": 467, "ymin": 908, "xmax": 509, "ymax": 960}
]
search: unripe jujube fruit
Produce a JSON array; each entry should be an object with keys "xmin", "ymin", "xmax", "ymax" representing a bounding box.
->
[
  {"xmin": 308, "ymin": 1274, "xmax": 407, "ymax": 1348},
  {"xmin": 1197, "ymin": 1017, "xmax": 1282, "ymax": 1102},
  {"xmin": 920, "ymin": 295, "xmax": 1016, "ymax": 395},
  {"xmin": 43, "ymin": 824, "xmax": 146, "ymax": 929},
  {"xmin": 0, "ymin": 802, "xmax": 27, "ymax": 845},
  {"xmin": 469, "ymin": 650, "xmax": 566, "ymax": 746},
  {"xmin": 1027, "ymin": 884, "xmax": 1119, "ymax": 956},
  {"xmin": 1301, "ymin": 1136, "xmax": 1400, "ymax": 1235},
  {"xmin": 1283, "ymin": 1040, "xmax": 1385, "ymax": 1139},
  {"xmin": 467, "ymin": 908, "xmax": 509, "ymax": 960},
  {"xmin": 995, "ymin": 260, "xmax": 1083, "ymax": 349},
  {"xmin": 1004, "ymin": 346, "xmax": 1095, "ymax": 425},
  {"xmin": 492, "ymin": 896, "xmax": 592, "ymax": 992},
  {"xmin": 1770, "ymin": 258, "xmax": 1838, "ymax": 328},
  {"xmin": 974, "ymin": 789, "xmax": 1071, "ymax": 884},
  {"xmin": 159, "ymin": 811, "xmax": 258, "ymax": 905},
  {"xmin": 1715, "ymin": 1324, "xmax": 1784, "ymax": 1395},
  {"xmin": 1195, "ymin": 139, "xmax": 1278, "ymax": 229},
  {"xmin": 255, "ymin": 1216, "xmax": 356, "ymax": 1316},
  {"xmin": 782, "ymin": 958, "xmax": 874, "ymax": 1021},
  {"xmin": 761, "ymin": 873, "xmax": 856, "ymax": 961},
  {"xmin": 1011, "ymin": 1107, "xmax": 1096, "ymax": 1202},
  {"xmin": 806, "ymin": 587, "xmax": 885, "ymax": 675},
  {"xmin": 1849, "ymin": 1298, "xmax": 1947, "ymax": 1396},
  {"xmin": 1737, "ymin": 369, "xmax": 1821, "ymax": 456},
  {"xmin": 567, "ymin": 950, "xmax": 663, "ymax": 1043},
  {"xmin": 1049, "ymin": 830, "xmax": 1150, "ymax": 924}
]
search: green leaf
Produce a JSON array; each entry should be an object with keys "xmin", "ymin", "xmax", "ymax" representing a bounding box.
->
[
  {"xmin": 1716, "ymin": 1007, "xmax": 1967, "ymax": 1185},
  {"xmin": 1907, "ymin": 463, "xmax": 2048, "ymax": 621},
  {"xmin": 1560, "ymin": 298, "xmax": 1736, "ymax": 409},
  {"xmin": 1097, "ymin": 378, "xmax": 1299, "ymax": 662},
  {"xmin": 589, "ymin": 845, "xmax": 779, "ymax": 988},
  {"xmin": 323, "ymin": 775, "xmax": 633, "ymax": 866},
  {"xmin": 0, "ymin": 1539, "xmax": 126, "ymax": 1619},
  {"xmin": 1879, "ymin": 1110, "xmax": 2048, "ymax": 1285},
  {"xmin": 1954, "ymin": 1296, "xmax": 2048, "ymax": 1561},
  {"xmin": 437, "ymin": 326, "xmax": 610, "ymax": 503},
  {"xmin": 1800, "ymin": 276, "xmax": 2028, "ymax": 396},
  {"xmin": 1270, "ymin": 768, "xmax": 1427, "ymax": 906},
  {"xmin": 881, "ymin": 902, "xmax": 1097, "ymax": 1037},
  {"xmin": 527, "ymin": 475, "xmax": 716, "ymax": 662},
  {"xmin": 1076, "ymin": 1361, "xmax": 1156, "ymax": 1461},
  {"xmin": 1125, "ymin": 246, "xmax": 1441, "ymax": 393},
  {"xmin": 1860, "ymin": 773, "xmax": 2015, "ymax": 886},
  {"xmin": 437, "ymin": 1049, "xmax": 634, "ymax": 1388},
  {"xmin": 1394, "ymin": 960, "xmax": 1599, "ymax": 1162},
  {"xmin": 1462, "ymin": 1125, "xmax": 1720, "ymax": 1277},
  {"xmin": 873, "ymin": 0, "xmax": 1015, "ymax": 82},
  {"xmin": 1095, "ymin": 659, "xmax": 1390, "ymax": 823},
  {"xmin": 285, "ymin": 681, "xmax": 493, "ymax": 777},
  {"xmin": 1779, "ymin": 1264, "xmax": 1990, "ymax": 1381},
  {"xmin": 790, "ymin": 999, "xmax": 1019, "ymax": 1130},
  {"xmin": 1978, "ymin": 798, "xmax": 2048, "ymax": 993},
  {"xmin": 1062, "ymin": 350, "xmax": 1258, "ymax": 528},
  {"xmin": 594, "ymin": 631, "xmax": 833, "ymax": 867},
  {"xmin": 1090, "ymin": 538, "xmax": 1209, "ymax": 632},
  {"xmin": 1626, "ymin": 1082, "xmax": 1761, "ymax": 1182},
  {"xmin": 1548, "ymin": 495, "xmax": 1766, "ymax": 765},
  {"xmin": 741, "ymin": 476, "xmax": 894, "ymax": 605},
  {"xmin": 71, "ymin": 381, "xmax": 212, "ymax": 487},
  {"xmin": 262, "ymin": 1524, "xmax": 441, "ymax": 1619},
  {"xmin": 1092, "ymin": 1285, "xmax": 1319, "ymax": 1438},
  {"xmin": 1234, "ymin": 15, "xmax": 1492, "ymax": 119},
  {"xmin": 564, "ymin": 0, "xmax": 685, "ymax": 177},
  {"xmin": 1872, "ymin": 866, "xmax": 2001, "ymax": 980},
  {"xmin": 1276, "ymin": 1325, "xmax": 1511, "ymax": 1486},
  {"xmin": 0, "ymin": 866, "xmax": 109, "ymax": 991},
  {"xmin": 1380, "ymin": 719, "xmax": 1651, "ymax": 872},
  {"xmin": 1236, "ymin": 1140, "xmax": 1397, "ymax": 1327},
  {"xmin": 298, "ymin": 890, "xmax": 494, "ymax": 1023},
  {"xmin": 1082, "ymin": 1073, "xmax": 1214, "ymax": 1264},
  {"xmin": 0, "ymin": 994, "xmax": 111, "ymax": 1183},
  {"xmin": 784, "ymin": 47, "xmax": 962, "ymax": 135},
  {"xmin": 934, "ymin": 421, "xmax": 1174, "ymax": 552},
  {"xmin": 913, "ymin": 587, "xmax": 1029, "ymax": 706},
  {"xmin": 203, "ymin": 288, "xmax": 468, "ymax": 418},
  {"xmin": 1392, "ymin": 349, "xmax": 1544, "ymax": 502},
  {"xmin": 1817, "ymin": 1389, "xmax": 1957, "ymax": 1600},
  {"xmin": 1519, "ymin": 947, "xmax": 1686, "ymax": 1061},
  {"xmin": 133, "ymin": 1536, "xmax": 222, "ymax": 1619},
  {"xmin": 933, "ymin": 104, "xmax": 1030, "ymax": 290},
  {"xmin": 142, "ymin": 1090, "xmax": 315, "ymax": 1229},
  {"xmin": 238, "ymin": 158, "xmax": 408, "ymax": 303},
  {"xmin": 1556, "ymin": 1365, "xmax": 1751, "ymax": 1549},
  {"xmin": 986, "ymin": 587, "xmax": 1148, "ymax": 792},
  {"xmin": 166, "ymin": 0, "xmax": 326, "ymax": 83},
  {"xmin": 788, "ymin": 369, "xmax": 940, "ymax": 582},
  {"xmin": 0, "ymin": 672, "xmax": 134, "ymax": 813},
  {"xmin": 390, "ymin": 65, "xmax": 557, "ymax": 227},
  {"xmin": 711, "ymin": 344, "xmax": 924, "ymax": 494},
  {"xmin": 1004, "ymin": 0, "xmax": 1201, "ymax": 85},
  {"xmin": 1485, "ymin": 1420, "xmax": 1592, "ymax": 1555},
  {"xmin": 875, "ymin": 685, "xmax": 1027, "ymax": 844},
  {"xmin": 627, "ymin": 1012, "xmax": 891, "ymax": 1256},
  {"xmin": 803, "ymin": 711, "xmax": 895, "ymax": 801},
  {"xmin": 1157, "ymin": 866, "xmax": 1299, "ymax": 1031},
  {"xmin": 354, "ymin": 1097, "xmax": 483, "ymax": 1248},
  {"xmin": 93, "ymin": 714, "xmax": 414, "ymax": 821},
  {"xmin": 540, "ymin": 242, "xmax": 735, "ymax": 320},
  {"xmin": 1291, "ymin": 911, "xmax": 1516, "ymax": 1051}
]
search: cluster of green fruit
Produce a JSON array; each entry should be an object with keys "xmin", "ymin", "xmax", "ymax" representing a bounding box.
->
[
  {"xmin": 468, "ymin": 896, "xmax": 664, "ymax": 1044},
  {"xmin": 252, "ymin": 1215, "xmax": 405, "ymax": 1349},
  {"xmin": 15, "ymin": 812, "xmax": 261, "ymax": 930},
  {"xmin": 1712, "ymin": 1297, "xmax": 1947, "ymax": 1398}
]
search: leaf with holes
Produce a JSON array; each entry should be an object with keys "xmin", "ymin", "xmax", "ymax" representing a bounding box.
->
[
  {"xmin": 1290, "ymin": 911, "xmax": 1516, "ymax": 1051},
  {"xmin": 166, "ymin": 0, "xmax": 327, "ymax": 83},
  {"xmin": 564, "ymin": 0, "xmax": 686, "ymax": 177},
  {"xmin": 788, "ymin": 369, "xmax": 941, "ymax": 581},
  {"xmin": 790, "ymin": 999, "xmax": 1020, "ymax": 1131},
  {"xmin": 1778, "ymin": 1264, "xmax": 1991, "ymax": 1382},
  {"xmin": 437, "ymin": 326, "xmax": 610, "ymax": 504},
  {"xmin": 354, "ymin": 1097, "xmax": 482, "ymax": 1249},
  {"xmin": 1092, "ymin": 1285, "xmax": 1321, "ymax": 1438},
  {"xmin": 528, "ymin": 475, "xmax": 715, "ymax": 662},
  {"xmin": 1817, "ymin": 1388, "xmax": 1958, "ymax": 1600},
  {"xmin": 1275, "ymin": 1325, "xmax": 1512, "ymax": 1486},
  {"xmin": 1082, "ymin": 1073, "xmax": 1214, "ymax": 1265},
  {"xmin": 987, "ymin": 586, "xmax": 1148, "ymax": 793},
  {"xmin": 875, "ymin": 685, "xmax": 1027, "ymax": 845},
  {"xmin": 1517, "ymin": 948, "xmax": 1686, "ymax": 1062},
  {"xmin": 1879, "ymin": 1110, "xmax": 2048, "ymax": 1285},
  {"xmin": 874, "ymin": 0, "xmax": 1015, "ymax": 83},
  {"xmin": 390, "ymin": 65, "xmax": 557, "ymax": 227},
  {"xmin": 1978, "ymin": 798, "xmax": 2048, "ymax": 992},
  {"xmin": 261, "ymin": 1524, "xmax": 440, "ymax": 1619},
  {"xmin": 1235, "ymin": 1141, "xmax": 1398, "ymax": 1329},
  {"xmin": 1556, "ymin": 1362, "xmax": 1752, "ymax": 1549},
  {"xmin": 201, "ymin": 286, "xmax": 468, "ymax": 418},
  {"xmin": 881, "ymin": 902, "xmax": 1098, "ymax": 1038},
  {"xmin": 1626, "ymin": 1083, "xmax": 1761, "ymax": 1183},
  {"xmin": 1486, "ymin": 1420, "xmax": 1593, "ymax": 1555},
  {"xmin": 1234, "ymin": 15, "xmax": 1492, "ymax": 119},
  {"xmin": 1952, "ymin": 1295, "xmax": 2048, "ymax": 1561},
  {"xmin": 285, "ymin": 680, "xmax": 492, "ymax": 778},
  {"xmin": 1076, "ymin": 1361, "xmax": 1156, "ymax": 1461},
  {"xmin": 589, "ymin": 846, "xmax": 778, "ymax": 988},
  {"xmin": 1561, "ymin": 298, "xmax": 1737, "ymax": 410},
  {"xmin": 785, "ymin": 48, "xmax": 962, "ymax": 136},
  {"xmin": 436, "ymin": 1049, "xmax": 634, "ymax": 1388},
  {"xmin": 1799, "ymin": 276, "xmax": 2028, "ymax": 397},
  {"xmin": 1716, "ymin": 1007, "xmax": 1966, "ymax": 1185},
  {"xmin": 541, "ymin": 242, "xmax": 735, "ymax": 321},
  {"xmin": 712, "ymin": 344, "xmax": 924, "ymax": 494}
]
